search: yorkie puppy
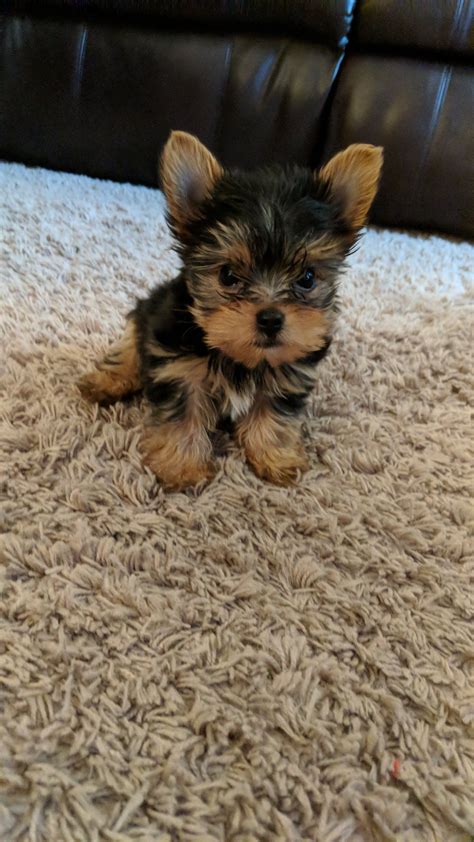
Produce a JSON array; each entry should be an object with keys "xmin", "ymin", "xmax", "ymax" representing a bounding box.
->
[{"xmin": 79, "ymin": 131, "xmax": 382, "ymax": 489}]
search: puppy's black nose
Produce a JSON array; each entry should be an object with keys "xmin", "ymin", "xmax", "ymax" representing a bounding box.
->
[{"xmin": 256, "ymin": 308, "xmax": 284, "ymax": 337}]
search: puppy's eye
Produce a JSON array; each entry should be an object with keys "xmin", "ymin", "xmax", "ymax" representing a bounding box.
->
[
  {"xmin": 295, "ymin": 267, "xmax": 317, "ymax": 293},
  {"xmin": 220, "ymin": 265, "xmax": 239, "ymax": 287}
]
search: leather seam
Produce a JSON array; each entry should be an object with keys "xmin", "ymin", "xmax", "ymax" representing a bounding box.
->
[
  {"xmin": 411, "ymin": 65, "xmax": 452, "ymax": 210},
  {"xmin": 261, "ymin": 41, "xmax": 288, "ymax": 104},
  {"xmin": 72, "ymin": 23, "xmax": 88, "ymax": 99},
  {"xmin": 450, "ymin": 0, "xmax": 466, "ymax": 50},
  {"xmin": 214, "ymin": 38, "xmax": 234, "ymax": 160}
]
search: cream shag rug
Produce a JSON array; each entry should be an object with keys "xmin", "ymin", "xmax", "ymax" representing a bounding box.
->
[{"xmin": 0, "ymin": 163, "xmax": 473, "ymax": 842}]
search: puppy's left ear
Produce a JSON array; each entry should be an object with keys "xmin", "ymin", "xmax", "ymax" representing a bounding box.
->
[
  {"xmin": 319, "ymin": 144, "xmax": 383, "ymax": 231},
  {"xmin": 160, "ymin": 131, "xmax": 223, "ymax": 239}
]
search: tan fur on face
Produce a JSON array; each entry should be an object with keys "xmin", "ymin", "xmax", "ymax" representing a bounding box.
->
[
  {"xmin": 78, "ymin": 319, "xmax": 140, "ymax": 403},
  {"xmin": 319, "ymin": 144, "xmax": 383, "ymax": 231},
  {"xmin": 194, "ymin": 302, "xmax": 265, "ymax": 368},
  {"xmin": 265, "ymin": 304, "xmax": 331, "ymax": 366},
  {"xmin": 237, "ymin": 401, "xmax": 308, "ymax": 485},
  {"xmin": 211, "ymin": 222, "xmax": 253, "ymax": 270},
  {"xmin": 195, "ymin": 302, "xmax": 331, "ymax": 368},
  {"xmin": 160, "ymin": 131, "xmax": 223, "ymax": 240}
]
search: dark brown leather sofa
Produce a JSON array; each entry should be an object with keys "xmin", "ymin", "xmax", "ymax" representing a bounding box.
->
[{"xmin": 1, "ymin": 1, "xmax": 473, "ymax": 238}]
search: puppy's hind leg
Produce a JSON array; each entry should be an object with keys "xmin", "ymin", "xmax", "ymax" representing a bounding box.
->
[{"xmin": 78, "ymin": 318, "xmax": 142, "ymax": 404}]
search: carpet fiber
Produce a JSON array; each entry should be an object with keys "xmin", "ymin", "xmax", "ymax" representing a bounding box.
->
[{"xmin": 1, "ymin": 163, "xmax": 473, "ymax": 842}]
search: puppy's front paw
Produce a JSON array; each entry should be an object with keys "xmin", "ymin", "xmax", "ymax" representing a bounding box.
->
[
  {"xmin": 247, "ymin": 447, "xmax": 308, "ymax": 486},
  {"xmin": 141, "ymin": 429, "xmax": 215, "ymax": 491},
  {"xmin": 145, "ymin": 454, "xmax": 215, "ymax": 490},
  {"xmin": 78, "ymin": 368, "xmax": 139, "ymax": 404},
  {"xmin": 78, "ymin": 371, "xmax": 111, "ymax": 404}
]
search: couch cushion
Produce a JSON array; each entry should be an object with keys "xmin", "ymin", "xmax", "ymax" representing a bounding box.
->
[
  {"xmin": 0, "ymin": 14, "xmax": 342, "ymax": 184},
  {"xmin": 6, "ymin": 0, "xmax": 357, "ymax": 47},
  {"xmin": 355, "ymin": 0, "xmax": 473, "ymax": 57},
  {"xmin": 323, "ymin": 54, "xmax": 474, "ymax": 238}
]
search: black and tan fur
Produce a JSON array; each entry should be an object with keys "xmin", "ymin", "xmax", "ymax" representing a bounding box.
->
[{"xmin": 79, "ymin": 132, "xmax": 383, "ymax": 489}]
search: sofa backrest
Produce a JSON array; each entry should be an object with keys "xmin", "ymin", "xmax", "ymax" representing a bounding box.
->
[{"xmin": 1, "ymin": 0, "xmax": 473, "ymax": 237}]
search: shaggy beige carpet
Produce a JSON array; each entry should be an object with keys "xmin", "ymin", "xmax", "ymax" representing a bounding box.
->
[{"xmin": 0, "ymin": 162, "xmax": 473, "ymax": 842}]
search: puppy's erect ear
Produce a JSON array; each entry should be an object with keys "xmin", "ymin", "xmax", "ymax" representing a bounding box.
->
[
  {"xmin": 319, "ymin": 144, "xmax": 383, "ymax": 231},
  {"xmin": 160, "ymin": 131, "xmax": 223, "ymax": 238}
]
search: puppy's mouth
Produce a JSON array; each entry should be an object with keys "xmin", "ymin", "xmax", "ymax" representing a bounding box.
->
[{"xmin": 255, "ymin": 336, "xmax": 283, "ymax": 349}]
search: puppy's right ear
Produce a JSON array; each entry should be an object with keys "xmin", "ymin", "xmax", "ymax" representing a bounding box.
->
[{"xmin": 160, "ymin": 131, "xmax": 223, "ymax": 239}]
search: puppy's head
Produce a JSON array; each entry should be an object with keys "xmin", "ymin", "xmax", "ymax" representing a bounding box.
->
[{"xmin": 160, "ymin": 131, "xmax": 383, "ymax": 368}]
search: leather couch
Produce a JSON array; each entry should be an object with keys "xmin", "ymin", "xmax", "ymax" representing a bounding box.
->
[{"xmin": 1, "ymin": 1, "xmax": 473, "ymax": 238}]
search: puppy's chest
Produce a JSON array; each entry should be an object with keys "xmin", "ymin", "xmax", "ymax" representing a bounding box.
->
[
  {"xmin": 206, "ymin": 368, "xmax": 256, "ymax": 421},
  {"xmin": 222, "ymin": 386, "xmax": 256, "ymax": 421},
  {"xmin": 205, "ymin": 362, "xmax": 314, "ymax": 421}
]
